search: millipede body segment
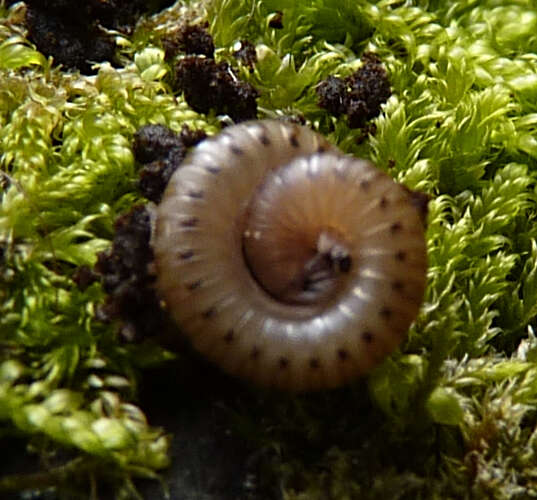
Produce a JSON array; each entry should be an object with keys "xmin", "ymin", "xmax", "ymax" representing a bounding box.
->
[{"xmin": 153, "ymin": 120, "xmax": 428, "ymax": 391}]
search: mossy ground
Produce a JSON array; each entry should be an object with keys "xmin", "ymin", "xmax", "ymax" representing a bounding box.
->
[{"xmin": 2, "ymin": 1, "xmax": 537, "ymax": 499}]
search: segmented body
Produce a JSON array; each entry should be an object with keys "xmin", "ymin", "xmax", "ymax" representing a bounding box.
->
[{"xmin": 153, "ymin": 120, "xmax": 427, "ymax": 391}]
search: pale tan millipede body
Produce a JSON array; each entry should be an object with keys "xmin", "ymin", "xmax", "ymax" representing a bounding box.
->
[{"xmin": 153, "ymin": 119, "xmax": 428, "ymax": 391}]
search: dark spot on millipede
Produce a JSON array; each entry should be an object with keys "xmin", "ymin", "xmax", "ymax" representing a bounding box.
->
[
  {"xmin": 250, "ymin": 346, "xmax": 260, "ymax": 360},
  {"xmin": 186, "ymin": 280, "xmax": 202, "ymax": 290},
  {"xmin": 278, "ymin": 357, "xmax": 289, "ymax": 369},
  {"xmin": 181, "ymin": 217, "xmax": 198, "ymax": 228},
  {"xmin": 339, "ymin": 255, "xmax": 352, "ymax": 273},
  {"xmin": 179, "ymin": 250, "xmax": 194, "ymax": 260},
  {"xmin": 230, "ymin": 144, "xmax": 244, "ymax": 155},
  {"xmin": 202, "ymin": 306, "xmax": 216, "ymax": 318},
  {"xmin": 362, "ymin": 331, "xmax": 373, "ymax": 343},
  {"xmin": 379, "ymin": 306, "xmax": 392, "ymax": 319},
  {"xmin": 205, "ymin": 165, "xmax": 221, "ymax": 174},
  {"xmin": 317, "ymin": 144, "xmax": 327, "ymax": 153},
  {"xmin": 259, "ymin": 133, "xmax": 270, "ymax": 146},
  {"xmin": 380, "ymin": 196, "xmax": 388, "ymax": 209},
  {"xmin": 390, "ymin": 222, "xmax": 402, "ymax": 233},
  {"xmin": 392, "ymin": 280, "xmax": 404, "ymax": 292},
  {"xmin": 289, "ymin": 132, "xmax": 299, "ymax": 148},
  {"xmin": 187, "ymin": 189, "xmax": 204, "ymax": 199},
  {"xmin": 224, "ymin": 329, "xmax": 235, "ymax": 343},
  {"xmin": 395, "ymin": 250, "xmax": 406, "ymax": 261},
  {"xmin": 337, "ymin": 349, "xmax": 349, "ymax": 361},
  {"xmin": 309, "ymin": 358, "xmax": 320, "ymax": 369},
  {"xmin": 360, "ymin": 179, "xmax": 371, "ymax": 190}
]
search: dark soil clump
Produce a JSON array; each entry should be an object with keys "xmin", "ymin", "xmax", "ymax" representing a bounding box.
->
[
  {"xmin": 317, "ymin": 52, "xmax": 391, "ymax": 129},
  {"xmin": 24, "ymin": 0, "xmax": 174, "ymax": 73}
]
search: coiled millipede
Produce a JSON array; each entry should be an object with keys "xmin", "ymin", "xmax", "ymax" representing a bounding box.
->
[{"xmin": 152, "ymin": 120, "xmax": 428, "ymax": 391}]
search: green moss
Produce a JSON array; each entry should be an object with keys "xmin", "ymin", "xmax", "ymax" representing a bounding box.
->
[{"xmin": 2, "ymin": 0, "xmax": 537, "ymax": 498}]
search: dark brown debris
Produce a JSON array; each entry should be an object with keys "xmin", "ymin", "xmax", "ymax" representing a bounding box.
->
[
  {"xmin": 354, "ymin": 123, "xmax": 377, "ymax": 145},
  {"xmin": 25, "ymin": 6, "xmax": 117, "ymax": 74},
  {"xmin": 133, "ymin": 124, "xmax": 185, "ymax": 165},
  {"xmin": 24, "ymin": 0, "xmax": 174, "ymax": 74},
  {"xmin": 72, "ymin": 265, "xmax": 99, "ymax": 291},
  {"xmin": 233, "ymin": 40, "xmax": 257, "ymax": 70},
  {"xmin": 94, "ymin": 205, "xmax": 170, "ymax": 342},
  {"xmin": 174, "ymin": 56, "xmax": 258, "ymax": 122},
  {"xmin": 180, "ymin": 125, "xmax": 209, "ymax": 148},
  {"xmin": 138, "ymin": 152, "xmax": 183, "ymax": 204},
  {"xmin": 316, "ymin": 52, "xmax": 391, "ymax": 129},
  {"xmin": 316, "ymin": 76, "xmax": 348, "ymax": 117},
  {"xmin": 133, "ymin": 123, "xmax": 207, "ymax": 203},
  {"xmin": 162, "ymin": 22, "xmax": 215, "ymax": 60},
  {"xmin": 96, "ymin": 206, "xmax": 153, "ymax": 293}
]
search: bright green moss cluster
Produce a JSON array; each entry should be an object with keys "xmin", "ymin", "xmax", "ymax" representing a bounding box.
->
[{"xmin": 2, "ymin": 0, "xmax": 537, "ymax": 498}]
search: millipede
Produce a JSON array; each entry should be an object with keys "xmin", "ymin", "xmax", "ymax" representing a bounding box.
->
[{"xmin": 152, "ymin": 119, "xmax": 428, "ymax": 391}]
